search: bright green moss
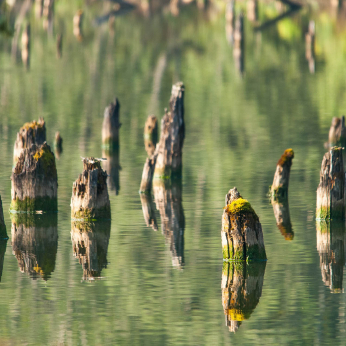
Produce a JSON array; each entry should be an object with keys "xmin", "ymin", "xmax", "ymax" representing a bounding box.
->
[
  {"xmin": 225, "ymin": 198, "xmax": 257, "ymax": 218},
  {"xmin": 233, "ymin": 246, "xmax": 245, "ymax": 261},
  {"xmin": 10, "ymin": 196, "xmax": 57, "ymax": 212},
  {"xmin": 223, "ymin": 245, "xmax": 229, "ymax": 259},
  {"xmin": 10, "ymin": 211, "xmax": 57, "ymax": 228},
  {"xmin": 71, "ymin": 205, "xmax": 111, "ymax": 221},
  {"xmin": 277, "ymin": 148, "xmax": 294, "ymax": 166}
]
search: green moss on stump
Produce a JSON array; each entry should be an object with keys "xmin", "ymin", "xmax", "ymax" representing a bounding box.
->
[
  {"xmin": 277, "ymin": 148, "xmax": 294, "ymax": 166},
  {"xmin": 225, "ymin": 198, "xmax": 258, "ymax": 219},
  {"xmin": 10, "ymin": 196, "xmax": 57, "ymax": 212},
  {"xmin": 33, "ymin": 144, "xmax": 57, "ymax": 178},
  {"xmin": 71, "ymin": 205, "xmax": 111, "ymax": 221},
  {"xmin": 223, "ymin": 245, "xmax": 229, "ymax": 259},
  {"xmin": 10, "ymin": 212, "xmax": 57, "ymax": 228}
]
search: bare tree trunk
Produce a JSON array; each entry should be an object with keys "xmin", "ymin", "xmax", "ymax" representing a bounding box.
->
[{"xmin": 144, "ymin": 115, "xmax": 158, "ymax": 157}]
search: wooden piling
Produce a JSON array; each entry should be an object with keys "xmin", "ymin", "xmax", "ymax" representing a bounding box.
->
[
  {"xmin": 221, "ymin": 187, "xmax": 266, "ymax": 261},
  {"xmin": 13, "ymin": 118, "xmax": 46, "ymax": 164},
  {"xmin": 316, "ymin": 147, "xmax": 344, "ymax": 220},
  {"xmin": 271, "ymin": 149, "xmax": 294, "ymax": 197},
  {"xmin": 328, "ymin": 116, "xmax": 346, "ymax": 146},
  {"xmin": 21, "ymin": 24, "xmax": 30, "ymax": 68},
  {"xmin": 222, "ymin": 262, "xmax": 266, "ymax": 332},
  {"xmin": 71, "ymin": 158, "xmax": 110, "ymax": 220},
  {"xmin": 271, "ymin": 196, "xmax": 294, "ymax": 240},
  {"xmin": 11, "ymin": 142, "xmax": 57, "ymax": 212},
  {"xmin": 144, "ymin": 115, "xmax": 158, "ymax": 157},
  {"xmin": 102, "ymin": 98, "xmax": 121, "ymax": 152}
]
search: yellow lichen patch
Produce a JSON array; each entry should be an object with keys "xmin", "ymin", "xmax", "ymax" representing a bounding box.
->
[
  {"xmin": 277, "ymin": 148, "xmax": 294, "ymax": 166},
  {"xmin": 33, "ymin": 145, "xmax": 56, "ymax": 177},
  {"xmin": 225, "ymin": 198, "xmax": 256, "ymax": 216},
  {"xmin": 21, "ymin": 119, "xmax": 44, "ymax": 131},
  {"xmin": 228, "ymin": 309, "xmax": 248, "ymax": 321},
  {"xmin": 33, "ymin": 265, "xmax": 44, "ymax": 275}
]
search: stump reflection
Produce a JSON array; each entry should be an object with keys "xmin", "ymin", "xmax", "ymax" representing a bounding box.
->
[
  {"xmin": 316, "ymin": 220, "xmax": 345, "ymax": 293},
  {"xmin": 140, "ymin": 193, "xmax": 158, "ymax": 231},
  {"xmin": 102, "ymin": 148, "xmax": 120, "ymax": 195},
  {"xmin": 152, "ymin": 178, "xmax": 185, "ymax": 268},
  {"xmin": 222, "ymin": 262, "xmax": 266, "ymax": 333},
  {"xmin": 71, "ymin": 220, "xmax": 111, "ymax": 281},
  {"xmin": 271, "ymin": 196, "xmax": 294, "ymax": 240},
  {"xmin": 11, "ymin": 213, "xmax": 58, "ymax": 280}
]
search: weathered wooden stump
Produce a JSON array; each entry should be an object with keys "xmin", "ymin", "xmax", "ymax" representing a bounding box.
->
[
  {"xmin": 271, "ymin": 149, "xmax": 294, "ymax": 197},
  {"xmin": 233, "ymin": 14, "xmax": 244, "ymax": 75},
  {"xmin": 328, "ymin": 116, "xmax": 346, "ymax": 146},
  {"xmin": 0, "ymin": 196, "xmax": 7, "ymax": 239},
  {"xmin": 102, "ymin": 98, "xmax": 121, "ymax": 152},
  {"xmin": 144, "ymin": 115, "xmax": 158, "ymax": 157},
  {"xmin": 11, "ymin": 213, "xmax": 58, "ymax": 280},
  {"xmin": 21, "ymin": 24, "xmax": 30, "ymax": 68},
  {"xmin": 305, "ymin": 21, "xmax": 315, "ymax": 73},
  {"xmin": 271, "ymin": 196, "xmax": 294, "ymax": 240},
  {"xmin": 102, "ymin": 149, "xmax": 120, "ymax": 195},
  {"xmin": 153, "ymin": 179, "xmax": 185, "ymax": 268},
  {"xmin": 222, "ymin": 262, "xmax": 266, "ymax": 333},
  {"xmin": 13, "ymin": 118, "xmax": 46, "ymax": 164},
  {"xmin": 316, "ymin": 220, "xmax": 345, "ymax": 292},
  {"xmin": 316, "ymin": 147, "xmax": 344, "ymax": 220},
  {"xmin": 225, "ymin": 0, "xmax": 235, "ymax": 45},
  {"xmin": 56, "ymin": 34, "xmax": 62, "ymax": 59},
  {"xmin": 222, "ymin": 187, "xmax": 266, "ymax": 261},
  {"xmin": 73, "ymin": 10, "xmax": 83, "ymax": 41},
  {"xmin": 247, "ymin": 0, "xmax": 258, "ymax": 22},
  {"xmin": 154, "ymin": 82, "xmax": 185, "ymax": 178},
  {"xmin": 71, "ymin": 220, "xmax": 110, "ymax": 280},
  {"xmin": 11, "ymin": 142, "xmax": 57, "ymax": 212},
  {"xmin": 140, "ymin": 193, "xmax": 158, "ymax": 231},
  {"xmin": 71, "ymin": 158, "xmax": 110, "ymax": 220}
]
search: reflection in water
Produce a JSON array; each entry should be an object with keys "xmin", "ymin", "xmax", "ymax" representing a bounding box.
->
[
  {"xmin": 102, "ymin": 149, "xmax": 120, "ymax": 195},
  {"xmin": 71, "ymin": 220, "xmax": 111, "ymax": 281},
  {"xmin": 222, "ymin": 262, "xmax": 266, "ymax": 333},
  {"xmin": 140, "ymin": 193, "xmax": 158, "ymax": 231},
  {"xmin": 0, "ymin": 240, "xmax": 7, "ymax": 282},
  {"xmin": 271, "ymin": 196, "xmax": 294, "ymax": 240},
  {"xmin": 152, "ymin": 179, "xmax": 185, "ymax": 268},
  {"xmin": 316, "ymin": 220, "xmax": 345, "ymax": 293},
  {"xmin": 11, "ymin": 213, "xmax": 58, "ymax": 280}
]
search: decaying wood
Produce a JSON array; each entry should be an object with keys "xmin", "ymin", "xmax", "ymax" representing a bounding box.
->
[
  {"xmin": 102, "ymin": 149, "xmax": 120, "ymax": 195},
  {"xmin": 222, "ymin": 262, "xmax": 266, "ymax": 333},
  {"xmin": 13, "ymin": 118, "xmax": 46, "ymax": 164},
  {"xmin": 271, "ymin": 149, "xmax": 294, "ymax": 197},
  {"xmin": 11, "ymin": 142, "xmax": 57, "ymax": 212},
  {"xmin": 316, "ymin": 147, "xmax": 344, "ymax": 220},
  {"xmin": 0, "ymin": 196, "xmax": 7, "ymax": 239},
  {"xmin": 11, "ymin": 213, "xmax": 58, "ymax": 280},
  {"xmin": 271, "ymin": 196, "xmax": 294, "ymax": 240},
  {"xmin": 316, "ymin": 221, "xmax": 345, "ymax": 292},
  {"xmin": 71, "ymin": 158, "xmax": 110, "ymax": 220},
  {"xmin": 222, "ymin": 187, "xmax": 266, "ymax": 261},
  {"xmin": 153, "ymin": 179, "xmax": 185, "ymax": 268},
  {"xmin": 73, "ymin": 10, "xmax": 83, "ymax": 41},
  {"xmin": 102, "ymin": 98, "xmax": 121, "ymax": 151},
  {"xmin": 154, "ymin": 82, "xmax": 185, "ymax": 178},
  {"xmin": 140, "ymin": 193, "xmax": 158, "ymax": 231},
  {"xmin": 328, "ymin": 116, "xmax": 346, "ymax": 145},
  {"xmin": 305, "ymin": 21, "xmax": 315, "ymax": 73},
  {"xmin": 71, "ymin": 220, "xmax": 110, "ymax": 281},
  {"xmin": 144, "ymin": 115, "xmax": 158, "ymax": 157},
  {"xmin": 21, "ymin": 24, "xmax": 30, "ymax": 68},
  {"xmin": 233, "ymin": 14, "xmax": 244, "ymax": 74}
]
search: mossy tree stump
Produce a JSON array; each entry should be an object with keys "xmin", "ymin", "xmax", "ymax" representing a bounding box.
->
[
  {"xmin": 271, "ymin": 196, "xmax": 294, "ymax": 240},
  {"xmin": 328, "ymin": 116, "xmax": 346, "ymax": 146},
  {"xmin": 71, "ymin": 158, "xmax": 110, "ymax": 220},
  {"xmin": 13, "ymin": 118, "xmax": 46, "ymax": 164},
  {"xmin": 102, "ymin": 98, "xmax": 121, "ymax": 152},
  {"xmin": 222, "ymin": 187, "xmax": 266, "ymax": 261},
  {"xmin": 316, "ymin": 221, "xmax": 345, "ymax": 293},
  {"xmin": 316, "ymin": 147, "xmax": 344, "ymax": 220},
  {"xmin": 71, "ymin": 220, "xmax": 110, "ymax": 281},
  {"xmin": 11, "ymin": 213, "xmax": 58, "ymax": 280},
  {"xmin": 11, "ymin": 142, "xmax": 57, "ymax": 212},
  {"xmin": 144, "ymin": 115, "xmax": 158, "ymax": 157},
  {"xmin": 0, "ymin": 196, "xmax": 7, "ymax": 239},
  {"xmin": 222, "ymin": 262, "xmax": 266, "ymax": 333},
  {"xmin": 271, "ymin": 149, "xmax": 294, "ymax": 197}
]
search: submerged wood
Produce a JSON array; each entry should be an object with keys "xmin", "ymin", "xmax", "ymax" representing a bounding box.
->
[
  {"xmin": 144, "ymin": 115, "xmax": 158, "ymax": 157},
  {"xmin": 102, "ymin": 98, "xmax": 121, "ymax": 151},
  {"xmin": 225, "ymin": 0, "xmax": 235, "ymax": 45},
  {"xmin": 140, "ymin": 193, "xmax": 158, "ymax": 231},
  {"xmin": 271, "ymin": 196, "xmax": 294, "ymax": 240},
  {"xmin": 71, "ymin": 220, "xmax": 110, "ymax": 281},
  {"xmin": 316, "ymin": 221, "xmax": 345, "ymax": 292},
  {"xmin": 316, "ymin": 147, "xmax": 344, "ymax": 220},
  {"xmin": 153, "ymin": 178, "xmax": 185, "ymax": 268},
  {"xmin": 233, "ymin": 14, "xmax": 244, "ymax": 75},
  {"xmin": 0, "ymin": 196, "xmax": 7, "ymax": 239},
  {"xmin": 21, "ymin": 24, "xmax": 30, "ymax": 68},
  {"xmin": 222, "ymin": 262, "xmax": 266, "ymax": 333},
  {"xmin": 102, "ymin": 148, "xmax": 120, "ymax": 195},
  {"xmin": 11, "ymin": 142, "xmax": 57, "ymax": 212},
  {"xmin": 328, "ymin": 116, "xmax": 346, "ymax": 146},
  {"xmin": 221, "ymin": 187, "xmax": 266, "ymax": 261},
  {"xmin": 271, "ymin": 148, "xmax": 294, "ymax": 197},
  {"xmin": 11, "ymin": 213, "xmax": 58, "ymax": 280},
  {"xmin": 13, "ymin": 118, "xmax": 46, "ymax": 164},
  {"xmin": 71, "ymin": 158, "xmax": 110, "ymax": 220},
  {"xmin": 154, "ymin": 82, "xmax": 185, "ymax": 178}
]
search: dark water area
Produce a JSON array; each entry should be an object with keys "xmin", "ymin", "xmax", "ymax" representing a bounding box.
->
[{"xmin": 0, "ymin": 0, "xmax": 346, "ymax": 345}]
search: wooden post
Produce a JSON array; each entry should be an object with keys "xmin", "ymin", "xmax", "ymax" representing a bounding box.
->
[
  {"xmin": 271, "ymin": 148, "xmax": 294, "ymax": 197},
  {"xmin": 21, "ymin": 24, "xmax": 30, "ymax": 69},
  {"xmin": 233, "ymin": 14, "xmax": 244, "ymax": 75},
  {"xmin": 144, "ymin": 115, "xmax": 158, "ymax": 157},
  {"xmin": 11, "ymin": 142, "xmax": 57, "ymax": 212},
  {"xmin": 222, "ymin": 262, "xmax": 266, "ymax": 333},
  {"xmin": 102, "ymin": 98, "xmax": 121, "ymax": 152},
  {"xmin": 0, "ymin": 196, "xmax": 7, "ymax": 239},
  {"xmin": 71, "ymin": 158, "xmax": 110, "ymax": 220},
  {"xmin": 11, "ymin": 213, "xmax": 58, "ymax": 280},
  {"xmin": 71, "ymin": 220, "xmax": 110, "ymax": 281},
  {"xmin": 316, "ymin": 220, "xmax": 345, "ymax": 292},
  {"xmin": 271, "ymin": 196, "xmax": 294, "ymax": 240},
  {"xmin": 305, "ymin": 21, "xmax": 315, "ymax": 74},
  {"xmin": 316, "ymin": 147, "xmax": 344, "ymax": 220},
  {"xmin": 73, "ymin": 10, "xmax": 83, "ymax": 41},
  {"xmin": 225, "ymin": 0, "xmax": 235, "ymax": 45},
  {"xmin": 154, "ymin": 82, "xmax": 185, "ymax": 178},
  {"xmin": 153, "ymin": 179, "xmax": 185, "ymax": 268},
  {"xmin": 13, "ymin": 118, "xmax": 46, "ymax": 164},
  {"xmin": 140, "ymin": 194, "xmax": 158, "ymax": 231},
  {"xmin": 222, "ymin": 187, "xmax": 266, "ymax": 261},
  {"xmin": 56, "ymin": 34, "xmax": 62, "ymax": 59},
  {"xmin": 328, "ymin": 116, "xmax": 346, "ymax": 146},
  {"xmin": 247, "ymin": 0, "xmax": 258, "ymax": 23}
]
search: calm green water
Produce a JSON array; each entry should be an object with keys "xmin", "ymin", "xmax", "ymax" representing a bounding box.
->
[{"xmin": 0, "ymin": 1, "xmax": 346, "ymax": 345}]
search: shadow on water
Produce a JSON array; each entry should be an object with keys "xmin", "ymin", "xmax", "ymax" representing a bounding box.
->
[
  {"xmin": 71, "ymin": 220, "xmax": 111, "ymax": 281},
  {"xmin": 271, "ymin": 195, "xmax": 294, "ymax": 240},
  {"xmin": 316, "ymin": 220, "xmax": 345, "ymax": 293},
  {"xmin": 222, "ymin": 261, "xmax": 266, "ymax": 333},
  {"xmin": 11, "ymin": 213, "xmax": 58, "ymax": 281}
]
